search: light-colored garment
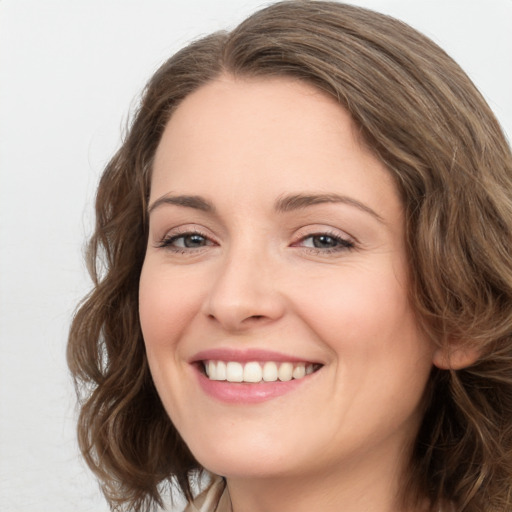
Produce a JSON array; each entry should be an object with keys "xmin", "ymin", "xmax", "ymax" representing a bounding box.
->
[
  {"xmin": 182, "ymin": 476, "xmax": 449, "ymax": 512},
  {"xmin": 183, "ymin": 477, "xmax": 232, "ymax": 512}
]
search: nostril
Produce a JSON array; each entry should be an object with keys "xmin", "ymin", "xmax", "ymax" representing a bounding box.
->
[{"xmin": 243, "ymin": 315, "xmax": 267, "ymax": 323}]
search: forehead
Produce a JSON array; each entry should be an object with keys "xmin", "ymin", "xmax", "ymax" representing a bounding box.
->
[
  {"xmin": 150, "ymin": 75, "xmax": 399, "ymax": 219},
  {"xmin": 155, "ymin": 75, "xmax": 364, "ymax": 163}
]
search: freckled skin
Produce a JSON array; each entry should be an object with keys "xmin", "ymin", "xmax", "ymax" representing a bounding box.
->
[{"xmin": 139, "ymin": 76, "xmax": 435, "ymax": 512}]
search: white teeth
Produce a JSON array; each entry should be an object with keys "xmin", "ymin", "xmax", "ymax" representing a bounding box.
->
[
  {"xmin": 292, "ymin": 363, "xmax": 306, "ymax": 379},
  {"xmin": 207, "ymin": 360, "xmax": 216, "ymax": 379},
  {"xmin": 217, "ymin": 360, "xmax": 226, "ymax": 380},
  {"xmin": 278, "ymin": 362, "xmax": 293, "ymax": 381},
  {"xmin": 262, "ymin": 361, "xmax": 278, "ymax": 382},
  {"xmin": 226, "ymin": 362, "xmax": 244, "ymax": 382},
  {"xmin": 203, "ymin": 360, "xmax": 319, "ymax": 383},
  {"xmin": 243, "ymin": 362, "xmax": 262, "ymax": 382}
]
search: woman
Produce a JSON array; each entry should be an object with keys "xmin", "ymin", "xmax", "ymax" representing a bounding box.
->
[{"xmin": 68, "ymin": 1, "xmax": 512, "ymax": 511}]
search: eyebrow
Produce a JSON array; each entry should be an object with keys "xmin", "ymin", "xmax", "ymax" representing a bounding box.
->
[
  {"xmin": 274, "ymin": 193, "xmax": 385, "ymax": 223},
  {"xmin": 148, "ymin": 194, "xmax": 216, "ymax": 215},
  {"xmin": 148, "ymin": 192, "xmax": 384, "ymax": 223}
]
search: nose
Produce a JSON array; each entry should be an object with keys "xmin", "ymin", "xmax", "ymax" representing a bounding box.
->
[{"xmin": 203, "ymin": 245, "xmax": 286, "ymax": 332}]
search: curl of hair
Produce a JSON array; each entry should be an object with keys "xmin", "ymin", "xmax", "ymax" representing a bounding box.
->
[{"xmin": 68, "ymin": 2, "xmax": 512, "ymax": 511}]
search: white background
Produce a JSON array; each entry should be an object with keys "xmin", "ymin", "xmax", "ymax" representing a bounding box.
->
[{"xmin": 1, "ymin": 1, "xmax": 511, "ymax": 511}]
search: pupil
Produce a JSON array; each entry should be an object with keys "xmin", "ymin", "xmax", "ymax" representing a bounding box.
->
[
  {"xmin": 185, "ymin": 234, "xmax": 205, "ymax": 248},
  {"xmin": 314, "ymin": 235, "xmax": 336, "ymax": 248}
]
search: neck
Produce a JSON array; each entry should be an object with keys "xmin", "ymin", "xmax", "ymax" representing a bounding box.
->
[{"xmin": 225, "ymin": 443, "xmax": 424, "ymax": 512}]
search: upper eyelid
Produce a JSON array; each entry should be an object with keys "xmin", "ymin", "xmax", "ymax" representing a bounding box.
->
[
  {"xmin": 155, "ymin": 224, "xmax": 355, "ymax": 239},
  {"xmin": 159, "ymin": 224, "xmax": 216, "ymax": 238},
  {"xmin": 292, "ymin": 225, "xmax": 357, "ymax": 244},
  {"xmin": 154, "ymin": 225, "xmax": 218, "ymax": 247}
]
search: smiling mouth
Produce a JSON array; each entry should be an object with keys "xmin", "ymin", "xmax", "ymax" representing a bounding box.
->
[{"xmin": 202, "ymin": 360, "xmax": 322, "ymax": 383}]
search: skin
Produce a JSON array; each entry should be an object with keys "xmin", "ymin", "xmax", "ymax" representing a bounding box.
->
[{"xmin": 139, "ymin": 75, "xmax": 436, "ymax": 512}]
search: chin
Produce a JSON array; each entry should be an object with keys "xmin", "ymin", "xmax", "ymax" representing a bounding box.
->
[{"xmin": 183, "ymin": 429, "xmax": 302, "ymax": 479}]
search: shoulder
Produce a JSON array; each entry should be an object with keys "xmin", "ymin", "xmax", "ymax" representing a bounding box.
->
[{"xmin": 182, "ymin": 476, "xmax": 231, "ymax": 512}]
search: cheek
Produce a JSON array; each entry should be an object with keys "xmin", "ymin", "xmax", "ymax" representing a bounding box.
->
[
  {"xmin": 292, "ymin": 260, "xmax": 432, "ymax": 392},
  {"xmin": 138, "ymin": 261, "xmax": 203, "ymax": 351},
  {"xmin": 295, "ymin": 264, "xmax": 412, "ymax": 345}
]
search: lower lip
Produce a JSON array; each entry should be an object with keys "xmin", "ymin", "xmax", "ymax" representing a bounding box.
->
[{"xmin": 195, "ymin": 366, "xmax": 311, "ymax": 404}]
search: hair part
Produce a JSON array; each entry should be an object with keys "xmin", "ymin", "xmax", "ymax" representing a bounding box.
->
[{"xmin": 68, "ymin": 2, "xmax": 512, "ymax": 511}]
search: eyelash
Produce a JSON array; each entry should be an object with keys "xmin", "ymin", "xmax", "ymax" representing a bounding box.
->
[
  {"xmin": 156, "ymin": 229, "xmax": 355, "ymax": 255},
  {"xmin": 295, "ymin": 231, "xmax": 355, "ymax": 254},
  {"xmin": 157, "ymin": 230, "xmax": 214, "ymax": 253}
]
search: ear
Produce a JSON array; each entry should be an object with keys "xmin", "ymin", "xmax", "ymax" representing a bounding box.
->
[{"xmin": 432, "ymin": 342, "xmax": 481, "ymax": 370}]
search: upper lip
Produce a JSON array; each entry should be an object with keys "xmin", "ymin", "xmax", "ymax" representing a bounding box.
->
[{"xmin": 189, "ymin": 348, "xmax": 322, "ymax": 365}]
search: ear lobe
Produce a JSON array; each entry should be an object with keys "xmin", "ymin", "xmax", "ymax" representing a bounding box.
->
[{"xmin": 432, "ymin": 343, "xmax": 481, "ymax": 370}]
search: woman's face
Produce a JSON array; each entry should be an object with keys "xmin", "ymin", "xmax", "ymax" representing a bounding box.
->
[{"xmin": 139, "ymin": 76, "xmax": 435, "ymax": 482}]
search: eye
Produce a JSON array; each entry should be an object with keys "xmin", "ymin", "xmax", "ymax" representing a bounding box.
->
[
  {"xmin": 157, "ymin": 231, "xmax": 215, "ymax": 251},
  {"xmin": 303, "ymin": 234, "xmax": 343, "ymax": 249},
  {"xmin": 294, "ymin": 232, "xmax": 355, "ymax": 253},
  {"xmin": 172, "ymin": 233, "xmax": 209, "ymax": 248}
]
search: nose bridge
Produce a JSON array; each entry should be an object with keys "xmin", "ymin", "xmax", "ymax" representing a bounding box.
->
[{"xmin": 204, "ymin": 235, "xmax": 284, "ymax": 330}]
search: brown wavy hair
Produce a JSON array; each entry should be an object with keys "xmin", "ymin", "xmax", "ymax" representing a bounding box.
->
[{"xmin": 68, "ymin": 1, "xmax": 512, "ymax": 511}]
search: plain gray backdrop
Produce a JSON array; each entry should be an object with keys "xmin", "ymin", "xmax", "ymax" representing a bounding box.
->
[{"xmin": 1, "ymin": 1, "xmax": 511, "ymax": 510}]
